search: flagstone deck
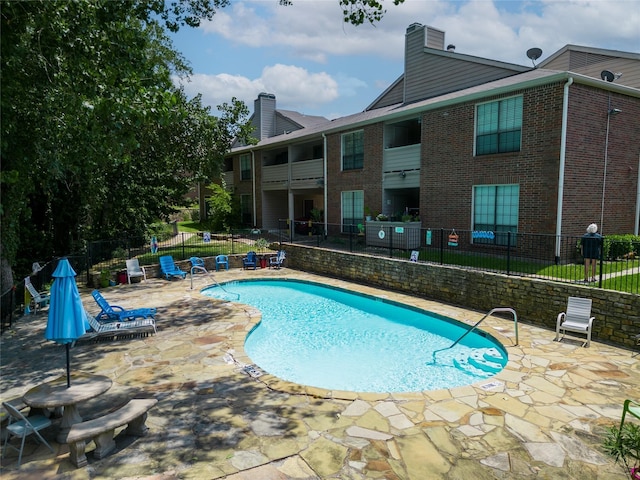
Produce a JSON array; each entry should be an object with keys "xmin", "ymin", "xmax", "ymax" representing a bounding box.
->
[{"xmin": 1, "ymin": 267, "xmax": 639, "ymax": 479}]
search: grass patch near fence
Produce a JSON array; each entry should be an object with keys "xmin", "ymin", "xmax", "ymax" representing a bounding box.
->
[{"xmin": 392, "ymin": 246, "xmax": 639, "ymax": 291}]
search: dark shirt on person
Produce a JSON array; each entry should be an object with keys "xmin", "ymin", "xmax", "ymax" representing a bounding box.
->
[{"xmin": 581, "ymin": 233, "xmax": 603, "ymax": 259}]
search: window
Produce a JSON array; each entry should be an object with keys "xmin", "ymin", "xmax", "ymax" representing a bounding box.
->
[
  {"xmin": 342, "ymin": 130, "xmax": 364, "ymax": 170},
  {"xmin": 240, "ymin": 194, "xmax": 252, "ymax": 226},
  {"xmin": 476, "ymin": 96, "xmax": 522, "ymax": 155},
  {"xmin": 240, "ymin": 154, "xmax": 251, "ymax": 180},
  {"xmin": 473, "ymin": 185, "xmax": 519, "ymax": 246},
  {"xmin": 341, "ymin": 190, "xmax": 364, "ymax": 233}
]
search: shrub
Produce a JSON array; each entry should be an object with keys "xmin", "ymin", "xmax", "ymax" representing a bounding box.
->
[
  {"xmin": 603, "ymin": 422, "xmax": 640, "ymax": 479},
  {"xmin": 605, "ymin": 235, "xmax": 639, "ymax": 260}
]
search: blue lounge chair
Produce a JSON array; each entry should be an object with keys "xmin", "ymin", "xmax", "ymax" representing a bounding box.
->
[
  {"xmin": 215, "ymin": 254, "xmax": 229, "ymax": 271},
  {"xmin": 91, "ymin": 290, "xmax": 156, "ymax": 322},
  {"xmin": 159, "ymin": 255, "xmax": 187, "ymax": 280},
  {"xmin": 269, "ymin": 251, "xmax": 286, "ymax": 269},
  {"xmin": 243, "ymin": 251, "xmax": 257, "ymax": 270}
]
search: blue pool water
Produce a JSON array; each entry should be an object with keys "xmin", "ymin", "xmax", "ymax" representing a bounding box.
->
[{"xmin": 202, "ymin": 279, "xmax": 507, "ymax": 393}]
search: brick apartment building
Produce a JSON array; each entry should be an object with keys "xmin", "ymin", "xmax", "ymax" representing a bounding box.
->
[{"xmin": 217, "ymin": 23, "xmax": 640, "ymax": 251}]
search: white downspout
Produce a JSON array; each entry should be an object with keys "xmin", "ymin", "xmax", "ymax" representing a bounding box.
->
[
  {"xmin": 635, "ymin": 152, "xmax": 640, "ymax": 235},
  {"xmin": 287, "ymin": 146, "xmax": 294, "ymax": 230},
  {"xmin": 322, "ymin": 133, "xmax": 328, "ymax": 236},
  {"xmin": 555, "ymin": 77, "xmax": 573, "ymax": 262},
  {"xmin": 251, "ymin": 150, "xmax": 257, "ymax": 227}
]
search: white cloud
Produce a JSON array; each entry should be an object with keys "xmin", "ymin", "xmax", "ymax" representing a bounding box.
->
[
  {"xmin": 200, "ymin": 0, "xmax": 638, "ymax": 66},
  {"xmin": 174, "ymin": 64, "xmax": 340, "ymax": 114},
  {"xmin": 179, "ymin": 0, "xmax": 640, "ymax": 118}
]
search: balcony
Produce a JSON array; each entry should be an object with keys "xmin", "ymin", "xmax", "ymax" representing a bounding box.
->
[{"xmin": 262, "ymin": 158, "xmax": 324, "ymax": 191}]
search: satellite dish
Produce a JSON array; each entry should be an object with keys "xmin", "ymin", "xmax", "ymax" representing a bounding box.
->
[
  {"xmin": 526, "ymin": 47, "xmax": 543, "ymax": 67},
  {"xmin": 601, "ymin": 70, "xmax": 615, "ymax": 82}
]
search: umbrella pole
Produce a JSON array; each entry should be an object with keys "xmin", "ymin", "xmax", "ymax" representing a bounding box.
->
[{"xmin": 66, "ymin": 343, "xmax": 71, "ymax": 388}]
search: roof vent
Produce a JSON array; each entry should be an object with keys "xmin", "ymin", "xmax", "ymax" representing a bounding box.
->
[{"xmin": 447, "ymin": 44, "xmax": 455, "ymax": 52}]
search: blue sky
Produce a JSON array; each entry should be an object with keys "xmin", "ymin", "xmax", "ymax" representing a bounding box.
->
[{"xmin": 169, "ymin": 0, "xmax": 640, "ymax": 119}]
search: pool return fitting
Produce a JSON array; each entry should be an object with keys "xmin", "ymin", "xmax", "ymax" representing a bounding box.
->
[{"xmin": 431, "ymin": 307, "xmax": 518, "ymax": 364}]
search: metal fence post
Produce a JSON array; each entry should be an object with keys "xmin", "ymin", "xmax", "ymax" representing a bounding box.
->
[
  {"xmin": 598, "ymin": 236, "xmax": 604, "ymax": 287},
  {"xmin": 349, "ymin": 225, "xmax": 354, "ymax": 252},
  {"xmin": 507, "ymin": 232, "xmax": 512, "ymax": 275},
  {"xmin": 440, "ymin": 229, "xmax": 444, "ymax": 264}
]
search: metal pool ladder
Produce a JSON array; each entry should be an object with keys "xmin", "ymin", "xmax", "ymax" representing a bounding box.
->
[{"xmin": 432, "ymin": 307, "xmax": 518, "ymax": 363}]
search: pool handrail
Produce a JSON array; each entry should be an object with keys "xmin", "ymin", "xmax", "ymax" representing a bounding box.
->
[{"xmin": 432, "ymin": 307, "xmax": 518, "ymax": 362}]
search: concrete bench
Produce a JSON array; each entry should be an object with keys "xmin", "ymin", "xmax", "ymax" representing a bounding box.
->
[{"xmin": 66, "ymin": 398, "xmax": 157, "ymax": 467}]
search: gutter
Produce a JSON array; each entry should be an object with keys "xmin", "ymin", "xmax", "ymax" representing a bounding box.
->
[
  {"xmin": 251, "ymin": 150, "xmax": 257, "ymax": 227},
  {"xmin": 636, "ymin": 152, "xmax": 640, "ymax": 235},
  {"xmin": 229, "ymin": 72, "xmax": 639, "ymax": 155},
  {"xmin": 323, "ymin": 133, "xmax": 328, "ymax": 236},
  {"xmin": 555, "ymin": 76, "xmax": 573, "ymax": 261}
]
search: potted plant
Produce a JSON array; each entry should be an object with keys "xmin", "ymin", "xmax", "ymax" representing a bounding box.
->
[
  {"xmin": 376, "ymin": 213, "xmax": 388, "ymax": 221},
  {"xmin": 99, "ymin": 270, "xmax": 111, "ymax": 288},
  {"xmin": 255, "ymin": 238, "xmax": 269, "ymax": 268},
  {"xmin": 603, "ymin": 422, "xmax": 640, "ymax": 479},
  {"xmin": 364, "ymin": 206, "xmax": 372, "ymax": 221},
  {"xmin": 255, "ymin": 238, "xmax": 269, "ymax": 251}
]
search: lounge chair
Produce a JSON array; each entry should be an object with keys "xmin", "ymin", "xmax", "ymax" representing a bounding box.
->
[
  {"xmin": 2, "ymin": 401, "xmax": 54, "ymax": 467},
  {"xmin": 125, "ymin": 259, "xmax": 147, "ymax": 284},
  {"xmin": 555, "ymin": 296, "xmax": 595, "ymax": 347},
  {"xmin": 91, "ymin": 290, "xmax": 156, "ymax": 322},
  {"xmin": 82, "ymin": 310, "xmax": 156, "ymax": 339},
  {"xmin": 243, "ymin": 251, "xmax": 257, "ymax": 270},
  {"xmin": 269, "ymin": 250, "xmax": 286, "ymax": 269},
  {"xmin": 24, "ymin": 277, "xmax": 50, "ymax": 314},
  {"xmin": 159, "ymin": 255, "xmax": 187, "ymax": 280},
  {"xmin": 215, "ymin": 255, "xmax": 229, "ymax": 271}
]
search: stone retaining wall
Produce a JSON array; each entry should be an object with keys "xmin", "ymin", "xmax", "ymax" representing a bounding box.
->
[{"xmin": 283, "ymin": 245, "xmax": 639, "ymax": 350}]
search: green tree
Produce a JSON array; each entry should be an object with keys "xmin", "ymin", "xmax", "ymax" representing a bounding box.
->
[
  {"xmin": 1, "ymin": 0, "xmax": 400, "ymax": 290},
  {"xmin": 0, "ymin": 0, "xmax": 251, "ymax": 287},
  {"xmin": 279, "ymin": 0, "xmax": 405, "ymax": 25}
]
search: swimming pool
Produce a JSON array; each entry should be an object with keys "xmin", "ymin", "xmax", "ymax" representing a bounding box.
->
[{"xmin": 202, "ymin": 279, "xmax": 507, "ymax": 393}]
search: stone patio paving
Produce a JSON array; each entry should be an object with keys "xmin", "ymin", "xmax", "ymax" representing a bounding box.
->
[{"xmin": 1, "ymin": 267, "xmax": 639, "ymax": 479}]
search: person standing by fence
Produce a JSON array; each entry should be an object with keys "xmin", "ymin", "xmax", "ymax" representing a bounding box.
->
[{"xmin": 580, "ymin": 223, "xmax": 603, "ymax": 283}]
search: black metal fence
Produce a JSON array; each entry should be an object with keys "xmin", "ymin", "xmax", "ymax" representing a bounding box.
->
[
  {"xmin": 5, "ymin": 222, "xmax": 637, "ymax": 327},
  {"xmin": 1, "ymin": 286, "xmax": 16, "ymax": 331},
  {"xmin": 280, "ymin": 220, "xmax": 640, "ymax": 294},
  {"xmin": 85, "ymin": 229, "xmax": 282, "ymax": 275}
]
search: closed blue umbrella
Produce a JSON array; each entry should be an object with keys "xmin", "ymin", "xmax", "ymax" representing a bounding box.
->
[{"xmin": 45, "ymin": 258, "xmax": 89, "ymax": 388}]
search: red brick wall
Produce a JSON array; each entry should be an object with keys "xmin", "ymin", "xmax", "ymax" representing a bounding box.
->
[
  {"xmin": 564, "ymin": 85, "xmax": 640, "ymax": 236},
  {"xmin": 325, "ymin": 125, "xmax": 384, "ymax": 224},
  {"xmin": 420, "ymin": 83, "xmax": 565, "ymax": 234}
]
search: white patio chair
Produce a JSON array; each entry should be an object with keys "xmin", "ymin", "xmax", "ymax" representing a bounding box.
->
[
  {"xmin": 555, "ymin": 297, "xmax": 595, "ymax": 347},
  {"xmin": 125, "ymin": 258, "xmax": 147, "ymax": 284},
  {"xmin": 2, "ymin": 401, "xmax": 54, "ymax": 467},
  {"xmin": 24, "ymin": 277, "xmax": 50, "ymax": 314}
]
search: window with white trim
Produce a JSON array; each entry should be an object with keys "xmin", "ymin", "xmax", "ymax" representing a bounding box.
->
[
  {"xmin": 473, "ymin": 185, "xmax": 519, "ymax": 245},
  {"xmin": 341, "ymin": 130, "xmax": 364, "ymax": 170},
  {"xmin": 341, "ymin": 190, "xmax": 364, "ymax": 233},
  {"xmin": 476, "ymin": 96, "xmax": 523, "ymax": 155}
]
